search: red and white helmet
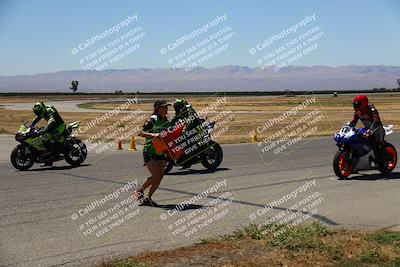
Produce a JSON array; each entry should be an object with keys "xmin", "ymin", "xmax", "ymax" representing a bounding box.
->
[{"xmin": 353, "ymin": 95, "xmax": 368, "ymax": 111}]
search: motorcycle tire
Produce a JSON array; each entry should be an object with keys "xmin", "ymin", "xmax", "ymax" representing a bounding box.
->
[
  {"xmin": 333, "ymin": 149, "xmax": 352, "ymax": 179},
  {"xmin": 378, "ymin": 143, "xmax": 397, "ymax": 174},
  {"xmin": 65, "ymin": 138, "xmax": 87, "ymax": 166},
  {"xmin": 201, "ymin": 141, "xmax": 223, "ymax": 170},
  {"xmin": 11, "ymin": 145, "xmax": 35, "ymax": 171}
]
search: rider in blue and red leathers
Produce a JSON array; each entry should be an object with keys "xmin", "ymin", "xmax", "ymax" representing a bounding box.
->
[{"xmin": 347, "ymin": 95, "xmax": 387, "ymax": 166}]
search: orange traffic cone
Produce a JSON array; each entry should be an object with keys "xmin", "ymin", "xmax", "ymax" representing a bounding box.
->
[
  {"xmin": 252, "ymin": 129, "xmax": 258, "ymax": 143},
  {"xmin": 117, "ymin": 140, "xmax": 123, "ymax": 150},
  {"xmin": 129, "ymin": 136, "xmax": 136, "ymax": 151}
]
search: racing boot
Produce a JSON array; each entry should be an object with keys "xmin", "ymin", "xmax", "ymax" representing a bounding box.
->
[
  {"xmin": 179, "ymin": 163, "xmax": 192, "ymax": 170},
  {"xmin": 41, "ymin": 162, "xmax": 53, "ymax": 167},
  {"xmin": 177, "ymin": 156, "xmax": 192, "ymax": 169},
  {"xmin": 374, "ymin": 143, "xmax": 389, "ymax": 169},
  {"xmin": 41, "ymin": 141, "xmax": 57, "ymax": 167}
]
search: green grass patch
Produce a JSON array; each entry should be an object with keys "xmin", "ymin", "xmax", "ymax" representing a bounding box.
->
[
  {"xmin": 267, "ymin": 222, "xmax": 333, "ymax": 252},
  {"xmin": 243, "ymin": 223, "xmax": 266, "ymax": 240},
  {"xmin": 366, "ymin": 231, "xmax": 400, "ymax": 250},
  {"xmin": 357, "ymin": 247, "xmax": 381, "ymax": 264}
]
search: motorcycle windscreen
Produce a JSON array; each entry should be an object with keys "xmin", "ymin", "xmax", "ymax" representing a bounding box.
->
[
  {"xmin": 18, "ymin": 125, "xmax": 27, "ymax": 132},
  {"xmin": 152, "ymin": 124, "xmax": 185, "ymax": 160}
]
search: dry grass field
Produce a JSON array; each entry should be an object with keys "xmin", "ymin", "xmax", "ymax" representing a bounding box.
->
[{"xmin": 1, "ymin": 93, "xmax": 399, "ymax": 145}]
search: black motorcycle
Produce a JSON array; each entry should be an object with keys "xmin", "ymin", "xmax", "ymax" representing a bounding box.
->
[
  {"xmin": 11, "ymin": 121, "xmax": 87, "ymax": 170},
  {"xmin": 164, "ymin": 121, "xmax": 223, "ymax": 174}
]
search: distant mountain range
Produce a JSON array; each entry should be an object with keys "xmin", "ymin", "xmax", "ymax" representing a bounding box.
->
[{"xmin": 0, "ymin": 65, "xmax": 399, "ymax": 92}]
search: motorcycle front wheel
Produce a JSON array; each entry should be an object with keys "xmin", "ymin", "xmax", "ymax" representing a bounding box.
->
[
  {"xmin": 333, "ymin": 149, "xmax": 352, "ymax": 179},
  {"xmin": 201, "ymin": 141, "xmax": 223, "ymax": 170},
  {"xmin": 11, "ymin": 145, "xmax": 35, "ymax": 171}
]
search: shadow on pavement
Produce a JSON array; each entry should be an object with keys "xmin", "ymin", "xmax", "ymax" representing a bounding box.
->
[
  {"xmin": 349, "ymin": 171, "xmax": 400, "ymax": 181},
  {"xmin": 27, "ymin": 163, "xmax": 91, "ymax": 171},
  {"xmin": 167, "ymin": 167, "xmax": 230, "ymax": 175},
  {"xmin": 146, "ymin": 203, "xmax": 209, "ymax": 210}
]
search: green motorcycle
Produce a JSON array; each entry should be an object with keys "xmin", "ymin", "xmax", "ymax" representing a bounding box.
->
[{"xmin": 11, "ymin": 121, "xmax": 87, "ymax": 170}]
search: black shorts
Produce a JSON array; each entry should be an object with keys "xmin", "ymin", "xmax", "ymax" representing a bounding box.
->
[{"xmin": 143, "ymin": 152, "xmax": 166, "ymax": 164}]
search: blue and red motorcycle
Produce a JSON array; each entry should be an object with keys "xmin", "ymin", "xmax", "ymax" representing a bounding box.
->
[{"xmin": 333, "ymin": 125, "xmax": 397, "ymax": 179}]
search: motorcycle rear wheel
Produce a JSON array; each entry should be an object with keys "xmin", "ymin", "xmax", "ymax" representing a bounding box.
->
[
  {"xmin": 65, "ymin": 138, "xmax": 87, "ymax": 166},
  {"xmin": 378, "ymin": 143, "xmax": 397, "ymax": 174}
]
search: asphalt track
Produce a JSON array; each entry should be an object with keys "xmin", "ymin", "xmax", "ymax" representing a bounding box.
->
[
  {"xmin": 1, "ymin": 132, "xmax": 400, "ymax": 267},
  {"xmin": 5, "ymin": 98, "xmax": 400, "ymax": 116},
  {"xmin": 3, "ymin": 99, "xmax": 275, "ymax": 114},
  {"xmin": 3, "ymin": 99, "xmax": 141, "ymax": 113}
]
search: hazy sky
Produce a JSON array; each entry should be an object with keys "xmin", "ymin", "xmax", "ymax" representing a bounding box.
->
[{"xmin": 0, "ymin": 0, "xmax": 399, "ymax": 76}]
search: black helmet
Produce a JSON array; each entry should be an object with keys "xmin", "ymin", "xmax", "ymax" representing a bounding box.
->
[{"xmin": 174, "ymin": 98, "xmax": 187, "ymax": 114}]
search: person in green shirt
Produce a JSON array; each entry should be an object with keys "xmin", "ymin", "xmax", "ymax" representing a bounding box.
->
[{"xmin": 134, "ymin": 100, "xmax": 171, "ymax": 206}]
